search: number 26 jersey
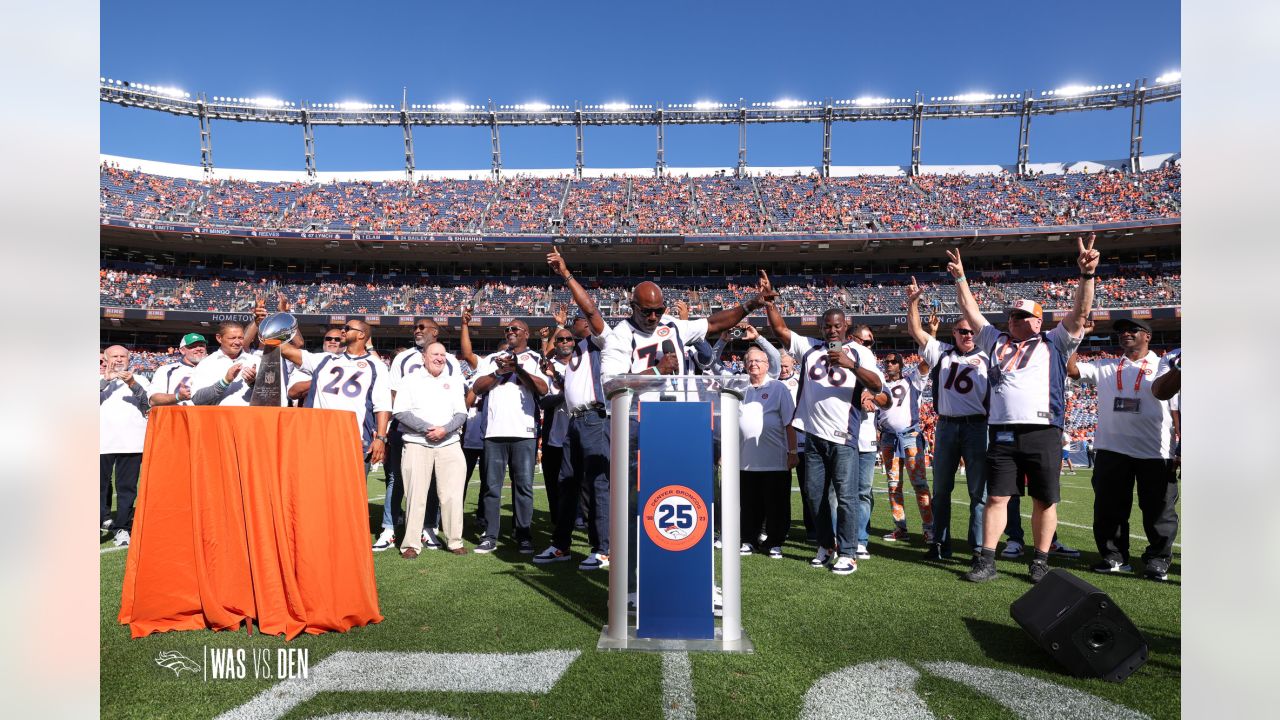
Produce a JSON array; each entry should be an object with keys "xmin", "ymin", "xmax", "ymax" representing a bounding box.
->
[{"xmin": 300, "ymin": 350, "xmax": 392, "ymax": 449}]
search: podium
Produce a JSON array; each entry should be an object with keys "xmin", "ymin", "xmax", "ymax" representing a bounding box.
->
[{"xmin": 597, "ymin": 375, "xmax": 754, "ymax": 653}]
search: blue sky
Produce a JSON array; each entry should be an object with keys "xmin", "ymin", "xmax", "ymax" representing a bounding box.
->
[{"xmin": 100, "ymin": 1, "xmax": 1180, "ymax": 172}]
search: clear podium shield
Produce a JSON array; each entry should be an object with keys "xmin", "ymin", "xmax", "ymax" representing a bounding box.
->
[{"xmin": 598, "ymin": 374, "xmax": 754, "ymax": 653}]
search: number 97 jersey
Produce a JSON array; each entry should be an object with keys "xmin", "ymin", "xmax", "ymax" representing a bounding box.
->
[{"xmin": 922, "ymin": 337, "xmax": 990, "ymax": 418}]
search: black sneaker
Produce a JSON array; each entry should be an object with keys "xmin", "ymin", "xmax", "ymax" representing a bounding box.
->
[
  {"xmin": 1090, "ymin": 558, "xmax": 1132, "ymax": 574},
  {"xmin": 1144, "ymin": 558, "xmax": 1170, "ymax": 581},
  {"xmin": 963, "ymin": 555, "xmax": 998, "ymax": 583},
  {"xmin": 1028, "ymin": 559, "xmax": 1050, "ymax": 584},
  {"xmin": 474, "ymin": 539, "xmax": 497, "ymax": 554},
  {"xmin": 924, "ymin": 543, "xmax": 944, "ymax": 561},
  {"xmin": 517, "ymin": 539, "xmax": 535, "ymax": 554}
]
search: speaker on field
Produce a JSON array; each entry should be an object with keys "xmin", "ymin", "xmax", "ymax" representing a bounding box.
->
[{"xmin": 1010, "ymin": 568, "xmax": 1149, "ymax": 682}]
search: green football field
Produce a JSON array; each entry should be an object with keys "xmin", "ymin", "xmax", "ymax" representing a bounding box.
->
[{"xmin": 100, "ymin": 465, "xmax": 1181, "ymax": 720}]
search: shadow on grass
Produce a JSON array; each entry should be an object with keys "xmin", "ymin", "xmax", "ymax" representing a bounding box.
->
[
  {"xmin": 962, "ymin": 617, "xmax": 1064, "ymax": 674},
  {"xmin": 502, "ymin": 563, "xmax": 609, "ymax": 630}
]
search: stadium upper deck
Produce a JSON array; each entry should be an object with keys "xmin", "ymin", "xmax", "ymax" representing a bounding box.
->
[{"xmin": 100, "ymin": 155, "xmax": 1179, "ymax": 237}]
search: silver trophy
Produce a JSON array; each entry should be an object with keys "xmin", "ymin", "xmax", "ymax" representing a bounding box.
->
[{"xmin": 250, "ymin": 312, "xmax": 298, "ymax": 406}]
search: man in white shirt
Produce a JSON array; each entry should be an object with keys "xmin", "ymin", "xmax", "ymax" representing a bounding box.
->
[
  {"xmin": 148, "ymin": 333, "xmax": 207, "ymax": 407},
  {"xmin": 1071, "ymin": 318, "xmax": 1178, "ymax": 581},
  {"xmin": 907, "ymin": 278, "xmax": 990, "ymax": 561},
  {"xmin": 392, "ymin": 342, "xmax": 469, "ymax": 558},
  {"xmin": 190, "ymin": 321, "xmax": 261, "ymax": 406},
  {"xmin": 100, "ymin": 345, "xmax": 151, "ymax": 547},
  {"xmin": 738, "ymin": 347, "xmax": 798, "ymax": 559},
  {"xmin": 470, "ymin": 320, "xmax": 549, "ymax": 554},
  {"xmin": 953, "ymin": 234, "xmax": 1099, "ymax": 584},
  {"xmin": 873, "ymin": 353, "xmax": 935, "ymax": 545},
  {"xmin": 762, "ymin": 284, "xmax": 884, "ymax": 576}
]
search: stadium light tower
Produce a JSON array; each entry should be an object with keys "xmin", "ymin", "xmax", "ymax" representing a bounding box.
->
[
  {"xmin": 655, "ymin": 106, "xmax": 666, "ymax": 177},
  {"xmin": 1129, "ymin": 77, "xmax": 1146, "ymax": 173},
  {"xmin": 489, "ymin": 100, "xmax": 502, "ymax": 180},
  {"xmin": 1016, "ymin": 90, "xmax": 1032, "ymax": 177},
  {"xmin": 910, "ymin": 91, "xmax": 923, "ymax": 176},
  {"xmin": 401, "ymin": 88, "xmax": 415, "ymax": 180},
  {"xmin": 302, "ymin": 107, "xmax": 316, "ymax": 177},
  {"xmin": 197, "ymin": 93, "xmax": 214, "ymax": 174},
  {"xmin": 575, "ymin": 102, "xmax": 584, "ymax": 178},
  {"xmin": 737, "ymin": 100, "xmax": 747, "ymax": 177}
]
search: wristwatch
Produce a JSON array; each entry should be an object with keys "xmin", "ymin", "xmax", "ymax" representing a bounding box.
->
[{"xmin": 374, "ymin": 434, "xmax": 388, "ymax": 443}]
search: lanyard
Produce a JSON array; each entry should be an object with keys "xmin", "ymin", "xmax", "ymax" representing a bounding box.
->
[{"xmin": 1115, "ymin": 357, "xmax": 1148, "ymax": 393}]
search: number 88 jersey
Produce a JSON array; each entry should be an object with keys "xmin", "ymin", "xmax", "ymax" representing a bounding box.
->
[
  {"xmin": 787, "ymin": 334, "xmax": 881, "ymax": 446},
  {"xmin": 922, "ymin": 337, "xmax": 990, "ymax": 418}
]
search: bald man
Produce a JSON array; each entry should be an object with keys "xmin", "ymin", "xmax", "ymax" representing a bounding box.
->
[{"xmin": 100, "ymin": 345, "xmax": 151, "ymax": 547}]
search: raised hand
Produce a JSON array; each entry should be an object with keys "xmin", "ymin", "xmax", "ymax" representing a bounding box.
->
[
  {"xmin": 1078, "ymin": 232, "xmax": 1100, "ymax": 274},
  {"xmin": 945, "ymin": 249, "xmax": 965, "ymax": 279},
  {"xmin": 547, "ymin": 247, "xmax": 570, "ymax": 278},
  {"xmin": 553, "ymin": 303, "xmax": 568, "ymax": 328},
  {"xmin": 758, "ymin": 269, "xmax": 779, "ymax": 303},
  {"xmin": 460, "ymin": 305, "xmax": 472, "ymax": 326},
  {"xmin": 252, "ymin": 294, "xmax": 268, "ymax": 323},
  {"xmin": 276, "ymin": 291, "xmax": 290, "ymax": 312},
  {"xmin": 741, "ymin": 323, "xmax": 759, "ymax": 341},
  {"xmin": 927, "ymin": 312, "xmax": 940, "ymax": 337},
  {"xmin": 906, "ymin": 276, "xmax": 923, "ymax": 304},
  {"xmin": 674, "ymin": 299, "xmax": 690, "ymax": 321},
  {"xmin": 538, "ymin": 326, "xmax": 550, "ymax": 340}
]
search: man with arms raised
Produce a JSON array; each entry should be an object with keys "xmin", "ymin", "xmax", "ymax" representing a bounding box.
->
[
  {"xmin": 955, "ymin": 234, "xmax": 1099, "ymax": 584},
  {"xmin": 906, "ymin": 278, "xmax": 990, "ymax": 561},
  {"xmin": 761, "ymin": 274, "xmax": 883, "ymax": 576}
]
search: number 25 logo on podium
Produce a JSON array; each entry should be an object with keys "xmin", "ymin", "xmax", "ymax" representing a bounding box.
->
[{"xmin": 643, "ymin": 485, "xmax": 709, "ymax": 551}]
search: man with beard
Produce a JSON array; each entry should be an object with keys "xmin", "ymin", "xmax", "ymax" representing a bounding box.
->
[
  {"xmin": 956, "ymin": 234, "xmax": 1098, "ymax": 585},
  {"xmin": 1071, "ymin": 318, "xmax": 1179, "ymax": 581},
  {"xmin": 907, "ymin": 277, "xmax": 990, "ymax": 561},
  {"xmin": 149, "ymin": 333, "xmax": 208, "ymax": 407}
]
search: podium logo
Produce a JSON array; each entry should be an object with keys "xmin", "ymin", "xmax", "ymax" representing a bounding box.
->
[
  {"xmin": 155, "ymin": 651, "xmax": 201, "ymax": 678},
  {"xmin": 643, "ymin": 485, "xmax": 709, "ymax": 551}
]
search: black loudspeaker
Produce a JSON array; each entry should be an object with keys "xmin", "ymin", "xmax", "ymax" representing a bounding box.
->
[{"xmin": 1010, "ymin": 569, "xmax": 1149, "ymax": 682}]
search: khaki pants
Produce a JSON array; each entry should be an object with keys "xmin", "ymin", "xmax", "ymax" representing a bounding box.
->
[{"xmin": 401, "ymin": 442, "xmax": 467, "ymax": 551}]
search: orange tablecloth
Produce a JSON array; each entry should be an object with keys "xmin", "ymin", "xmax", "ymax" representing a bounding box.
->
[{"xmin": 118, "ymin": 406, "xmax": 383, "ymax": 639}]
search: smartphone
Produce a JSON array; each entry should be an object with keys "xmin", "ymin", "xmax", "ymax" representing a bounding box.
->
[{"xmin": 827, "ymin": 340, "xmax": 842, "ymax": 352}]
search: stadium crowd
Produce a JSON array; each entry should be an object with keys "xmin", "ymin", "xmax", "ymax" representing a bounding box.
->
[
  {"xmin": 102, "ymin": 238, "xmax": 1180, "ymax": 592},
  {"xmin": 100, "ymin": 162, "xmax": 1180, "ymax": 235}
]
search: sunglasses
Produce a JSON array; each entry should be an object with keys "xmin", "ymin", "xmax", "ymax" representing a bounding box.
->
[
  {"xmin": 415, "ymin": 324, "xmax": 435, "ymax": 330},
  {"xmin": 343, "ymin": 325, "xmax": 362, "ymax": 333},
  {"xmin": 637, "ymin": 306, "xmax": 665, "ymax": 317},
  {"xmin": 554, "ymin": 336, "xmax": 574, "ymax": 342},
  {"xmin": 1009, "ymin": 312, "xmax": 1036, "ymax": 320},
  {"xmin": 954, "ymin": 329, "xmax": 975, "ymax": 336},
  {"xmin": 323, "ymin": 336, "xmax": 343, "ymax": 342},
  {"xmin": 505, "ymin": 326, "xmax": 526, "ymax": 334},
  {"xmin": 858, "ymin": 337, "xmax": 874, "ymax": 347}
]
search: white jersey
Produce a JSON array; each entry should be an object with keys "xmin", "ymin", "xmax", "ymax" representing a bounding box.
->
[
  {"xmin": 475, "ymin": 348, "xmax": 548, "ymax": 439},
  {"xmin": 392, "ymin": 369, "xmax": 467, "ymax": 448},
  {"xmin": 544, "ymin": 357, "xmax": 571, "ymax": 447},
  {"xmin": 562, "ymin": 331, "xmax": 610, "ymax": 411},
  {"xmin": 298, "ymin": 350, "xmax": 392, "ymax": 451},
  {"xmin": 922, "ymin": 338, "xmax": 990, "ymax": 418},
  {"xmin": 601, "ymin": 316, "xmax": 709, "ymax": 403},
  {"xmin": 100, "ymin": 374, "xmax": 151, "ymax": 454},
  {"xmin": 1076, "ymin": 351, "xmax": 1176, "ymax": 459},
  {"xmin": 150, "ymin": 360, "xmax": 199, "ymax": 406},
  {"xmin": 875, "ymin": 367, "xmax": 927, "ymax": 433},
  {"xmin": 740, "ymin": 378, "xmax": 796, "ymax": 471},
  {"xmin": 389, "ymin": 346, "xmax": 463, "ymax": 392},
  {"xmin": 190, "ymin": 348, "xmax": 262, "ymax": 406},
  {"xmin": 787, "ymin": 334, "xmax": 882, "ymax": 446},
  {"xmin": 975, "ymin": 323, "xmax": 1080, "ymax": 427}
]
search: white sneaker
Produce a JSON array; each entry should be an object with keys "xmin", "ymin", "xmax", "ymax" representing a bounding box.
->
[
  {"xmin": 533, "ymin": 546, "xmax": 572, "ymax": 564},
  {"xmin": 767, "ymin": 546, "xmax": 783, "ymax": 559},
  {"xmin": 579, "ymin": 552, "xmax": 610, "ymax": 570},
  {"xmin": 855, "ymin": 544, "xmax": 871, "ymax": 560},
  {"xmin": 101, "ymin": 518, "xmax": 113, "ymax": 535},
  {"xmin": 113, "ymin": 529, "xmax": 130, "ymax": 547},
  {"xmin": 422, "ymin": 529, "xmax": 441, "ymax": 549},
  {"xmin": 831, "ymin": 556, "xmax": 857, "ymax": 575},
  {"xmin": 1001, "ymin": 539, "xmax": 1024, "ymax": 558},
  {"xmin": 712, "ymin": 585, "xmax": 724, "ymax": 617},
  {"xmin": 372, "ymin": 528, "xmax": 396, "ymax": 552},
  {"xmin": 757, "ymin": 532, "xmax": 768, "ymax": 545},
  {"xmin": 810, "ymin": 547, "xmax": 832, "ymax": 567},
  {"xmin": 739, "ymin": 543, "xmax": 754, "ymax": 556}
]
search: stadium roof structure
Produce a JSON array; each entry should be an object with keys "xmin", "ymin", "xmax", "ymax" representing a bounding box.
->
[{"xmin": 100, "ymin": 73, "xmax": 1180, "ymax": 179}]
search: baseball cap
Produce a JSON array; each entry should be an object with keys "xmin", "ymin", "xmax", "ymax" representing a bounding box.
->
[
  {"xmin": 1008, "ymin": 300, "xmax": 1043, "ymax": 319},
  {"xmin": 180, "ymin": 333, "xmax": 207, "ymax": 348},
  {"xmin": 1113, "ymin": 317, "xmax": 1152, "ymax": 333}
]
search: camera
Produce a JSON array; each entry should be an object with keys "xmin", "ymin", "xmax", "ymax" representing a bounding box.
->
[{"xmin": 728, "ymin": 328, "xmax": 744, "ymax": 340}]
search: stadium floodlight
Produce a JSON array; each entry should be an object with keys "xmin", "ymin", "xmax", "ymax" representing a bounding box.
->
[
  {"xmin": 953, "ymin": 92, "xmax": 996, "ymax": 103},
  {"xmin": 1051, "ymin": 84, "xmax": 1090, "ymax": 97},
  {"xmin": 521, "ymin": 102, "xmax": 551, "ymax": 112},
  {"xmin": 252, "ymin": 97, "xmax": 285, "ymax": 108},
  {"xmin": 602, "ymin": 102, "xmax": 629, "ymax": 111},
  {"xmin": 337, "ymin": 101, "xmax": 369, "ymax": 110},
  {"xmin": 442, "ymin": 101, "xmax": 468, "ymax": 113},
  {"xmin": 774, "ymin": 98, "xmax": 802, "ymax": 109},
  {"xmin": 1155, "ymin": 71, "xmax": 1181, "ymax": 84},
  {"xmin": 854, "ymin": 96, "xmax": 892, "ymax": 106},
  {"xmin": 693, "ymin": 100, "xmax": 718, "ymax": 110}
]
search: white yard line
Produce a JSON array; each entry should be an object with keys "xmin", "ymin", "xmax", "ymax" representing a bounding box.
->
[{"xmin": 661, "ymin": 651, "xmax": 698, "ymax": 720}]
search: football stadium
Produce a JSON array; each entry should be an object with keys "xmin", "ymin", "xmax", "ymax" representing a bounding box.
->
[{"xmin": 99, "ymin": 11, "xmax": 1183, "ymax": 719}]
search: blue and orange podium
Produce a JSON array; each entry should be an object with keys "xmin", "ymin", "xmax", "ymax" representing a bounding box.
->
[{"xmin": 598, "ymin": 375, "xmax": 754, "ymax": 653}]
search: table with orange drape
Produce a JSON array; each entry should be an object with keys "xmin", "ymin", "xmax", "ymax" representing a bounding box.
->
[{"xmin": 118, "ymin": 406, "xmax": 383, "ymax": 640}]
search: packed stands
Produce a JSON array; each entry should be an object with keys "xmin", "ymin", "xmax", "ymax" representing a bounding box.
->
[{"xmin": 100, "ymin": 163, "xmax": 1180, "ymax": 235}]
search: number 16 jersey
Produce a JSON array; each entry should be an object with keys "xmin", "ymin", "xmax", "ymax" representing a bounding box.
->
[{"xmin": 922, "ymin": 337, "xmax": 990, "ymax": 418}]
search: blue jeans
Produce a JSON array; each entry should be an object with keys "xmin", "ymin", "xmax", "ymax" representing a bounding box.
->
[
  {"xmin": 931, "ymin": 418, "xmax": 989, "ymax": 552},
  {"xmin": 803, "ymin": 435, "xmax": 860, "ymax": 559},
  {"xmin": 481, "ymin": 437, "xmax": 537, "ymax": 543},
  {"xmin": 855, "ymin": 449, "xmax": 876, "ymax": 546}
]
